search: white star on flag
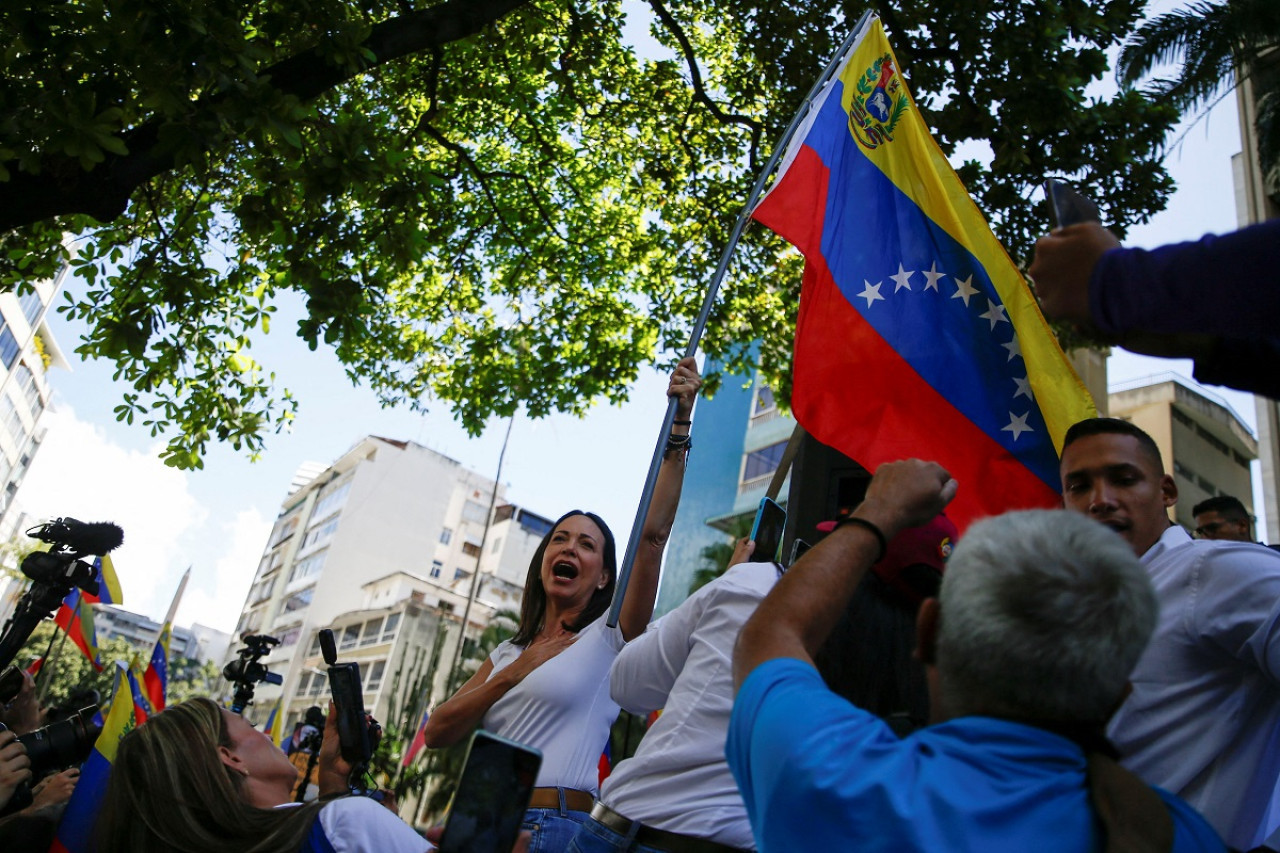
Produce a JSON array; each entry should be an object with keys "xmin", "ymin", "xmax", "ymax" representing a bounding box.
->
[
  {"xmin": 890, "ymin": 263, "xmax": 915, "ymax": 292},
  {"xmin": 1002, "ymin": 411, "xmax": 1034, "ymax": 441},
  {"xmin": 859, "ymin": 280, "xmax": 884, "ymax": 307},
  {"xmin": 1002, "ymin": 336, "xmax": 1023, "ymax": 362},
  {"xmin": 951, "ymin": 275, "xmax": 978, "ymax": 306},
  {"xmin": 1013, "ymin": 375, "xmax": 1034, "ymax": 400},
  {"xmin": 922, "ymin": 262, "xmax": 945, "ymax": 291},
  {"xmin": 979, "ymin": 303, "xmax": 1009, "ymax": 330}
]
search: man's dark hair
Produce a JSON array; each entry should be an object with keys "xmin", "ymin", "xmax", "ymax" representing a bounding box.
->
[
  {"xmin": 1191, "ymin": 495, "xmax": 1250, "ymax": 522},
  {"xmin": 1062, "ymin": 417, "xmax": 1164, "ymax": 471}
]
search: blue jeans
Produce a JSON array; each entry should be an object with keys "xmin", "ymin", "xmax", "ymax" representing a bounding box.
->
[
  {"xmin": 521, "ymin": 805, "xmax": 591, "ymax": 853},
  {"xmin": 565, "ymin": 815, "xmax": 668, "ymax": 853}
]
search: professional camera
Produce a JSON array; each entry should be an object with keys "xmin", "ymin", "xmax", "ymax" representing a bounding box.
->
[
  {"xmin": 0, "ymin": 518, "xmax": 123, "ymax": 672},
  {"xmin": 318, "ymin": 629, "xmax": 382, "ymax": 794},
  {"xmin": 18, "ymin": 705, "xmax": 101, "ymax": 777},
  {"xmin": 223, "ymin": 633, "xmax": 282, "ymax": 714}
]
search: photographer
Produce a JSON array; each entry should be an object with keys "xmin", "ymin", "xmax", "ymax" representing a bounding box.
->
[{"xmin": 96, "ymin": 698, "xmax": 430, "ymax": 853}]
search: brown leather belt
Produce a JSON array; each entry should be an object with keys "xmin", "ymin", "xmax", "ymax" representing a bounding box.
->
[
  {"xmin": 527, "ymin": 786, "xmax": 595, "ymax": 813},
  {"xmin": 589, "ymin": 801, "xmax": 751, "ymax": 853}
]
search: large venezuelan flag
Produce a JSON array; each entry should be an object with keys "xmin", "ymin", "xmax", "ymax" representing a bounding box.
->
[
  {"xmin": 753, "ymin": 16, "xmax": 1094, "ymax": 528},
  {"xmin": 50, "ymin": 661, "xmax": 142, "ymax": 853}
]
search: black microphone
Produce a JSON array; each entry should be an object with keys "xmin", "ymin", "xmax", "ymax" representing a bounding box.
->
[{"xmin": 28, "ymin": 518, "xmax": 124, "ymax": 556}]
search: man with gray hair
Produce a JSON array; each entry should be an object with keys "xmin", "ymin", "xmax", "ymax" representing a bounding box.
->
[{"xmin": 728, "ymin": 459, "xmax": 1222, "ymax": 852}]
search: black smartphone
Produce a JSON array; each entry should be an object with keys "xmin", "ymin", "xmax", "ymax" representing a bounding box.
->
[
  {"xmin": 750, "ymin": 497, "xmax": 787, "ymax": 563},
  {"xmin": 788, "ymin": 538, "xmax": 811, "ymax": 566},
  {"xmin": 318, "ymin": 628, "xmax": 373, "ymax": 765},
  {"xmin": 437, "ymin": 730, "xmax": 542, "ymax": 853},
  {"xmin": 1044, "ymin": 179, "xmax": 1101, "ymax": 228}
]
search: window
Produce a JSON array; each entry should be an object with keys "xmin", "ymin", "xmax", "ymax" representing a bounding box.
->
[
  {"xmin": 439, "ymin": 527, "xmax": 453, "ymax": 545},
  {"xmin": 278, "ymin": 624, "xmax": 302, "ymax": 647},
  {"xmin": 454, "ymin": 568, "xmax": 470, "ymax": 582},
  {"xmin": 462, "ymin": 500, "xmax": 489, "ymax": 525},
  {"xmin": 461, "ymin": 541, "xmax": 482, "ymax": 558},
  {"xmin": 249, "ymin": 577, "xmax": 276, "ymax": 605},
  {"xmin": 13, "ymin": 363, "xmax": 39, "ymax": 414},
  {"xmin": 491, "ymin": 536, "xmax": 503, "ymax": 553},
  {"xmin": 289, "ymin": 551, "xmax": 327, "ymax": 585},
  {"xmin": 308, "ymin": 632, "xmax": 322, "ymax": 657},
  {"xmin": 0, "ymin": 325, "xmax": 17, "ymax": 369},
  {"xmin": 310, "ymin": 672, "xmax": 327, "ymax": 696},
  {"xmin": 366, "ymin": 660, "xmax": 387, "ymax": 690},
  {"xmin": 269, "ymin": 513, "xmax": 301, "ymax": 547},
  {"xmin": 282, "ymin": 586, "xmax": 314, "ymax": 612},
  {"xmin": 296, "ymin": 673, "xmax": 312, "ymax": 696},
  {"xmin": 360, "ymin": 618, "xmax": 384, "ymax": 645},
  {"xmin": 2, "ymin": 397, "xmax": 25, "ymax": 446},
  {"xmin": 312, "ymin": 479, "xmax": 352, "ymax": 520},
  {"xmin": 1233, "ymin": 450, "xmax": 1250, "ymax": 468},
  {"xmin": 301, "ymin": 517, "xmax": 340, "ymax": 550},
  {"xmin": 429, "ymin": 560, "xmax": 442, "ymax": 579},
  {"xmin": 381, "ymin": 613, "xmax": 401, "ymax": 641},
  {"xmin": 339, "ymin": 625, "xmax": 360, "ymax": 651},
  {"xmin": 1195, "ymin": 424, "xmax": 1230, "ymax": 456},
  {"xmin": 742, "ymin": 441, "xmax": 788, "ymax": 482},
  {"xmin": 18, "ymin": 288, "xmax": 43, "ymax": 326}
]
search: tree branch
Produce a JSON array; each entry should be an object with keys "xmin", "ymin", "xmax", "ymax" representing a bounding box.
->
[
  {"xmin": 645, "ymin": 0, "xmax": 763, "ymax": 171},
  {"xmin": 0, "ymin": 0, "xmax": 533, "ymax": 233}
]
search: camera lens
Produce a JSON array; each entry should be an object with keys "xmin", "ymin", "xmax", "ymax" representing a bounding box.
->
[{"xmin": 17, "ymin": 706, "xmax": 100, "ymax": 776}]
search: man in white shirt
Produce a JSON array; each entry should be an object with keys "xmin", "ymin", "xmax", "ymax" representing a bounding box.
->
[
  {"xmin": 1060, "ymin": 417, "xmax": 1280, "ymax": 851},
  {"xmin": 567, "ymin": 517, "xmax": 955, "ymax": 853}
]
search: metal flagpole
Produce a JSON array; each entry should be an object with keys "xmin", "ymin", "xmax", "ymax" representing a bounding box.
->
[
  {"xmin": 609, "ymin": 10, "xmax": 876, "ymax": 626},
  {"xmin": 444, "ymin": 413, "xmax": 516, "ymax": 692}
]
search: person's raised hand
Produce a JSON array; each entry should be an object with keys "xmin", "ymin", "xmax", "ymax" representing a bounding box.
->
[
  {"xmin": 316, "ymin": 701, "xmax": 354, "ymax": 798},
  {"xmin": 727, "ymin": 538, "xmax": 756, "ymax": 568},
  {"xmin": 856, "ymin": 459, "xmax": 957, "ymax": 537},
  {"xmin": 1028, "ymin": 222, "xmax": 1121, "ymax": 331},
  {"xmin": 667, "ymin": 356, "xmax": 702, "ymax": 416}
]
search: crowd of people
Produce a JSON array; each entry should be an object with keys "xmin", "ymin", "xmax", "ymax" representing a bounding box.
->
[{"xmin": 0, "ymin": 219, "xmax": 1277, "ymax": 853}]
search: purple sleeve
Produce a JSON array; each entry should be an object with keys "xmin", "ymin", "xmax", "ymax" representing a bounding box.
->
[{"xmin": 1089, "ymin": 219, "xmax": 1280, "ymax": 339}]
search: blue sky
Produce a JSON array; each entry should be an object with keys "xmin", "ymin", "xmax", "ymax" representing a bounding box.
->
[{"xmin": 14, "ymin": 22, "xmax": 1264, "ymax": 634}]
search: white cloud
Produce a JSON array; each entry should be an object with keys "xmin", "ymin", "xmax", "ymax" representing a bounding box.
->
[
  {"xmin": 176, "ymin": 507, "xmax": 272, "ymax": 634},
  {"xmin": 16, "ymin": 406, "xmax": 209, "ymax": 623}
]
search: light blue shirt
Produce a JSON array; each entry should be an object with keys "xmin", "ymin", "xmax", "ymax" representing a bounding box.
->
[
  {"xmin": 728, "ymin": 658, "xmax": 1223, "ymax": 853},
  {"xmin": 1108, "ymin": 524, "xmax": 1280, "ymax": 850}
]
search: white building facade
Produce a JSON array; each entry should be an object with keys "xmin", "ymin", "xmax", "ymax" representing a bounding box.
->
[{"xmin": 226, "ymin": 436, "xmax": 551, "ymax": 735}]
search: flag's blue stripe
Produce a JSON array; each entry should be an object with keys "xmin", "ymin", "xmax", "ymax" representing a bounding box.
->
[{"xmin": 804, "ymin": 82, "xmax": 1058, "ymax": 489}]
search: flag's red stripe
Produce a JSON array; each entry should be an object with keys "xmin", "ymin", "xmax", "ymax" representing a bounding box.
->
[{"xmin": 792, "ymin": 259, "xmax": 1060, "ymax": 528}]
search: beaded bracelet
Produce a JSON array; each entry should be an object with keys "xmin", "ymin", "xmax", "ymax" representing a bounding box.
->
[{"xmin": 665, "ymin": 432, "xmax": 692, "ymax": 454}]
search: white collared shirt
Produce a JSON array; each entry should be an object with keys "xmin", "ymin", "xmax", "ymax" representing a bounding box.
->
[
  {"xmin": 600, "ymin": 561, "xmax": 780, "ymax": 849},
  {"xmin": 1108, "ymin": 524, "xmax": 1280, "ymax": 849}
]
